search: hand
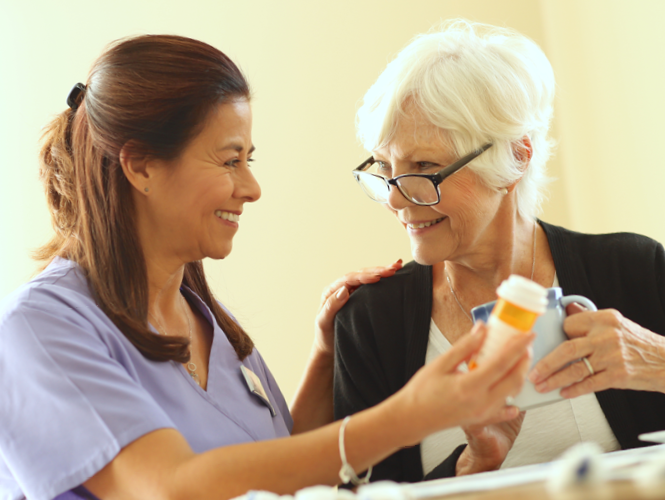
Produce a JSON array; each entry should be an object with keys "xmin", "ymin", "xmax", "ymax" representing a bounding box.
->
[
  {"xmin": 529, "ymin": 304, "xmax": 665, "ymax": 398},
  {"xmin": 396, "ymin": 323, "xmax": 533, "ymax": 445},
  {"xmin": 313, "ymin": 259, "xmax": 403, "ymax": 357},
  {"xmin": 455, "ymin": 411, "xmax": 525, "ymax": 476}
]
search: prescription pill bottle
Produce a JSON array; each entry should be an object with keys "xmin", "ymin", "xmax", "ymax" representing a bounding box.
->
[{"xmin": 469, "ymin": 274, "xmax": 547, "ymax": 369}]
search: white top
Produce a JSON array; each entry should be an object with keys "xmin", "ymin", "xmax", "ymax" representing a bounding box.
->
[{"xmin": 420, "ymin": 277, "xmax": 620, "ymax": 476}]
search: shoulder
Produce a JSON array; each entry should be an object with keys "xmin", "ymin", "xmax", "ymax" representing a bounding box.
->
[
  {"xmin": 541, "ymin": 221, "xmax": 665, "ymax": 320},
  {"xmin": 1, "ymin": 258, "xmax": 95, "ymax": 320},
  {"xmin": 338, "ymin": 260, "xmax": 430, "ymax": 320},
  {"xmin": 0, "ymin": 258, "xmax": 120, "ymax": 350},
  {"xmin": 541, "ymin": 221, "xmax": 663, "ymax": 268}
]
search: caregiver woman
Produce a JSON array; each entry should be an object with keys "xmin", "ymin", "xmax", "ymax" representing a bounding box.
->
[
  {"xmin": 0, "ymin": 35, "xmax": 533, "ymax": 500},
  {"xmin": 334, "ymin": 20, "xmax": 665, "ymax": 482}
]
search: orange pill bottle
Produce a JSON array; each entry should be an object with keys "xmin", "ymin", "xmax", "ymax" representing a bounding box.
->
[{"xmin": 469, "ymin": 274, "xmax": 547, "ymax": 369}]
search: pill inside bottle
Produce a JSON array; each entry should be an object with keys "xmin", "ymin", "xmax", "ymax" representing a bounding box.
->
[{"xmin": 469, "ymin": 274, "xmax": 547, "ymax": 369}]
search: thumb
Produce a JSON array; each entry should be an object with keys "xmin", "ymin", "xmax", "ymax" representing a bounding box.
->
[
  {"xmin": 318, "ymin": 286, "xmax": 349, "ymax": 324},
  {"xmin": 565, "ymin": 302, "xmax": 587, "ymax": 316},
  {"xmin": 435, "ymin": 322, "xmax": 486, "ymax": 373}
]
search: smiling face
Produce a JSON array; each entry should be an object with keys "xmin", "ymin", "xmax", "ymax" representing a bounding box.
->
[
  {"xmin": 138, "ymin": 99, "xmax": 260, "ymax": 264},
  {"xmin": 373, "ymin": 106, "xmax": 504, "ymax": 266}
]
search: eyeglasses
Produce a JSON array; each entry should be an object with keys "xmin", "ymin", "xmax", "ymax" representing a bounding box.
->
[{"xmin": 352, "ymin": 142, "xmax": 493, "ymax": 206}]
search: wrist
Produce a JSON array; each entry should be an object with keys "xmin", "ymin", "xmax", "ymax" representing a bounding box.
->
[
  {"xmin": 308, "ymin": 344, "xmax": 334, "ymax": 371},
  {"xmin": 378, "ymin": 390, "xmax": 428, "ymax": 448}
]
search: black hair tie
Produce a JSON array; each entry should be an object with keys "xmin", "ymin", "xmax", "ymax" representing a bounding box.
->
[{"xmin": 66, "ymin": 83, "xmax": 87, "ymax": 110}]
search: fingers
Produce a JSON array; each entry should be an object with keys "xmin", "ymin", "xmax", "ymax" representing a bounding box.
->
[
  {"xmin": 562, "ymin": 310, "xmax": 599, "ymax": 339},
  {"xmin": 560, "ymin": 369, "xmax": 614, "ymax": 398},
  {"xmin": 533, "ymin": 356, "xmax": 595, "ymax": 393},
  {"xmin": 529, "ymin": 337, "xmax": 592, "ymax": 385},
  {"xmin": 484, "ymin": 351, "xmax": 532, "ymax": 405},
  {"xmin": 493, "ymin": 405, "xmax": 521, "ymax": 423},
  {"xmin": 315, "ymin": 286, "xmax": 350, "ymax": 331},
  {"xmin": 469, "ymin": 332, "xmax": 535, "ymax": 388},
  {"xmin": 319, "ymin": 259, "xmax": 403, "ymax": 306},
  {"xmin": 565, "ymin": 302, "xmax": 587, "ymax": 316},
  {"xmin": 434, "ymin": 322, "xmax": 486, "ymax": 373}
]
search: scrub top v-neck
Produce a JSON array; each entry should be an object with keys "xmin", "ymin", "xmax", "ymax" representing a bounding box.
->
[{"xmin": 0, "ymin": 258, "xmax": 292, "ymax": 500}]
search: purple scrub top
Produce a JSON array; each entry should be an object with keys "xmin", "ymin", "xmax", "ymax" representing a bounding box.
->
[{"xmin": 0, "ymin": 258, "xmax": 293, "ymax": 500}]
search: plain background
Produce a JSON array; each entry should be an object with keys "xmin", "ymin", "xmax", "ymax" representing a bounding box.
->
[{"xmin": 2, "ymin": 0, "xmax": 665, "ymax": 401}]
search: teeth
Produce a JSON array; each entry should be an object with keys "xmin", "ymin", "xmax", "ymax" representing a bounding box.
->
[
  {"xmin": 408, "ymin": 217, "xmax": 445, "ymax": 230},
  {"xmin": 215, "ymin": 210, "xmax": 240, "ymax": 222}
]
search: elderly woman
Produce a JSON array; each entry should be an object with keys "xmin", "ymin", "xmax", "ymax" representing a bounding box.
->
[
  {"xmin": 0, "ymin": 34, "xmax": 535, "ymax": 500},
  {"xmin": 334, "ymin": 20, "xmax": 665, "ymax": 483}
]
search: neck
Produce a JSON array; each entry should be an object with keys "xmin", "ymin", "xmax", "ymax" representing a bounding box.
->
[
  {"xmin": 135, "ymin": 222, "xmax": 188, "ymax": 328},
  {"xmin": 439, "ymin": 213, "xmax": 537, "ymax": 294}
]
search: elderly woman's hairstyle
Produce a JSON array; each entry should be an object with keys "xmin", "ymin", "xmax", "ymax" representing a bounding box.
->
[
  {"xmin": 37, "ymin": 35, "xmax": 254, "ymax": 362},
  {"xmin": 356, "ymin": 20, "xmax": 556, "ymax": 219}
]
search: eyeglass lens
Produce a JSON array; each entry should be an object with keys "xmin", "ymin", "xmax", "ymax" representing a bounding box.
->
[
  {"xmin": 355, "ymin": 170, "xmax": 439, "ymax": 205},
  {"xmin": 395, "ymin": 176, "xmax": 439, "ymax": 205}
]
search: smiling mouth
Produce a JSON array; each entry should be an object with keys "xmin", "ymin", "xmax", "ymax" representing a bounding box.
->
[
  {"xmin": 407, "ymin": 217, "xmax": 446, "ymax": 230},
  {"xmin": 215, "ymin": 210, "xmax": 239, "ymax": 222}
]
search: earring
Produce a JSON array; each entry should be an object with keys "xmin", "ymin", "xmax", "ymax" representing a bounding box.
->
[
  {"xmin": 499, "ymin": 188, "xmax": 508, "ymax": 195},
  {"xmin": 144, "ymin": 187, "xmax": 150, "ymax": 193}
]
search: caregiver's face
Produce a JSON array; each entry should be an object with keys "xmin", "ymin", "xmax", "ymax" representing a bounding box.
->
[
  {"xmin": 149, "ymin": 99, "xmax": 260, "ymax": 261},
  {"xmin": 372, "ymin": 106, "xmax": 502, "ymax": 266}
]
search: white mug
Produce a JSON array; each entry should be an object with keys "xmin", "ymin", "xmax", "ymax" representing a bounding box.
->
[{"xmin": 471, "ymin": 287, "xmax": 597, "ymax": 410}]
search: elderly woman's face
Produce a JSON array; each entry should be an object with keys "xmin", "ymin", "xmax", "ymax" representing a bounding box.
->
[
  {"xmin": 142, "ymin": 100, "xmax": 261, "ymax": 262},
  {"xmin": 373, "ymin": 106, "xmax": 503, "ymax": 266}
]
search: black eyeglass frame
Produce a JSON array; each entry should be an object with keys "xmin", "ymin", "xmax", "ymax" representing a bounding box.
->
[{"xmin": 352, "ymin": 142, "xmax": 493, "ymax": 206}]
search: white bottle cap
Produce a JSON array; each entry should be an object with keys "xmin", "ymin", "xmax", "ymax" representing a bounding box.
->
[{"xmin": 496, "ymin": 275, "xmax": 547, "ymax": 314}]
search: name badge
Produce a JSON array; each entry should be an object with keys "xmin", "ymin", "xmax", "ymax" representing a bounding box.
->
[{"xmin": 240, "ymin": 365, "xmax": 276, "ymax": 417}]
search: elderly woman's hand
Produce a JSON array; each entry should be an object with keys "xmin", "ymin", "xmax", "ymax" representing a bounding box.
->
[
  {"xmin": 529, "ymin": 304, "xmax": 665, "ymax": 398},
  {"xmin": 313, "ymin": 259, "xmax": 403, "ymax": 356},
  {"xmin": 456, "ymin": 411, "xmax": 525, "ymax": 476}
]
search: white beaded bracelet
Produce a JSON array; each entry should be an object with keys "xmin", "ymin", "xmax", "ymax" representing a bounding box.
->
[{"xmin": 338, "ymin": 416, "xmax": 372, "ymax": 486}]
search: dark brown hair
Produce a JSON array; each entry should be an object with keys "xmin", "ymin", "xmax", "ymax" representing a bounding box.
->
[{"xmin": 37, "ymin": 35, "xmax": 254, "ymax": 362}]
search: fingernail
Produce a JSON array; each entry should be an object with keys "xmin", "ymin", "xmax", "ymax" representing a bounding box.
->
[
  {"xmin": 528, "ymin": 369, "xmax": 539, "ymax": 383},
  {"xmin": 336, "ymin": 286, "xmax": 348, "ymax": 299},
  {"xmin": 535, "ymin": 382, "xmax": 547, "ymax": 393},
  {"xmin": 470, "ymin": 321, "xmax": 484, "ymax": 335}
]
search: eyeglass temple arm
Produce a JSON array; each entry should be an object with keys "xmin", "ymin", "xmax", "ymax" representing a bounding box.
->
[
  {"xmin": 354, "ymin": 157, "xmax": 375, "ymax": 172},
  {"xmin": 433, "ymin": 142, "xmax": 493, "ymax": 181}
]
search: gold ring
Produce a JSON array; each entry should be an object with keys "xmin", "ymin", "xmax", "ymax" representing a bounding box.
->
[{"xmin": 582, "ymin": 357, "xmax": 595, "ymax": 377}]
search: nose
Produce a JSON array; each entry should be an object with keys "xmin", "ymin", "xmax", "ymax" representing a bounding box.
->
[
  {"xmin": 386, "ymin": 183, "xmax": 414, "ymax": 211},
  {"xmin": 235, "ymin": 166, "xmax": 261, "ymax": 203}
]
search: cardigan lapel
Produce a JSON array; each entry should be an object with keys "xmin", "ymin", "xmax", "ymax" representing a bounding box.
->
[
  {"xmin": 540, "ymin": 220, "xmax": 637, "ymax": 450},
  {"xmin": 401, "ymin": 263, "xmax": 435, "ymax": 481}
]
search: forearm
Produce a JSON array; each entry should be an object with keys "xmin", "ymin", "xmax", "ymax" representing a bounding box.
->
[
  {"xmin": 178, "ymin": 394, "xmax": 413, "ymax": 499},
  {"xmin": 290, "ymin": 347, "xmax": 334, "ymax": 434}
]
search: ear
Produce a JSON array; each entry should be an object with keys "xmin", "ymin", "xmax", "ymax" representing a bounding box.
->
[
  {"xmin": 513, "ymin": 135, "xmax": 533, "ymax": 168},
  {"xmin": 504, "ymin": 136, "xmax": 533, "ymax": 194},
  {"xmin": 119, "ymin": 142, "xmax": 155, "ymax": 194}
]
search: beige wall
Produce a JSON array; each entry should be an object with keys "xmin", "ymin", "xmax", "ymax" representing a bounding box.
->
[{"xmin": 1, "ymin": 0, "xmax": 663, "ymax": 401}]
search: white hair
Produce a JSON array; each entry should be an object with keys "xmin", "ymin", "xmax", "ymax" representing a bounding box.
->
[{"xmin": 356, "ymin": 20, "xmax": 556, "ymax": 219}]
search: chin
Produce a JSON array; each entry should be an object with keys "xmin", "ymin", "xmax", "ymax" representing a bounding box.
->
[
  {"xmin": 410, "ymin": 243, "xmax": 447, "ymax": 266},
  {"xmin": 206, "ymin": 244, "xmax": 233, "ymax": 261}
]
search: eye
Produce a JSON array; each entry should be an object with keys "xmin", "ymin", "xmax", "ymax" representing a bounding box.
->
[
  {"xmin": 416, "ymin": 161, "xmax": 439, "ymax": 171},
  {"xmin": 376, "ymin": 161, "xmax": 391, "ymax": 174}
]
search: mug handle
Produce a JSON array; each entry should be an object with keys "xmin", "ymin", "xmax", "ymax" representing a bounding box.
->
[{"xmin": 561, "ymin": 295, "xmax": 597, "ymax": 312}]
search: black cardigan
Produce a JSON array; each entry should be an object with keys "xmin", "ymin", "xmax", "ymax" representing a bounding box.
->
[{"xmin": 333, "ymin": 221, "xmax": 665, "ymax": 483}]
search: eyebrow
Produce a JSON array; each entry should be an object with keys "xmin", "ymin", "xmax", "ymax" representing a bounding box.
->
[{"xmin": 218, "ymin": 143, "xmax": 256, "ymax": 154}]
